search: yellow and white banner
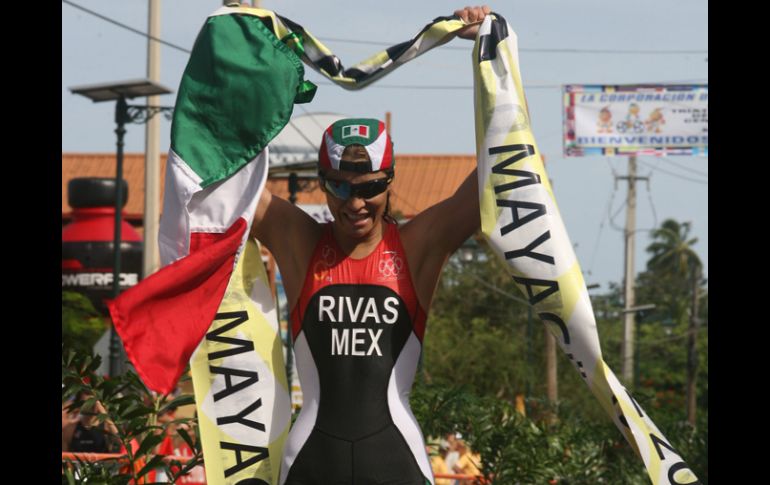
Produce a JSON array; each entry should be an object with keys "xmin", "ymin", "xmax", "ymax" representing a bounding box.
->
[
  {"xmin": 473, "ymin": 15, "xmax": 700, "ymax": 485},
  {"xmin": 190, "ymin": 239, "xmax": 290, "ymax": 485}
]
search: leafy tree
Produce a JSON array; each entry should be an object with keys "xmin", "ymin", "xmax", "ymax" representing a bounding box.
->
[
  {"xmin": 62, "ymin": 291, "xmax": 108, "ymax": 356},
  {"xmin": 422, "ymin": 242, "xmax": 533, "ymax": 402},
  {"xmin": 415, "ymin": 224, "xmax": 708, "ymax": 482},
  {"xmin": 634, "ymin": 219, "xmax": 706, "ymax": 407}
]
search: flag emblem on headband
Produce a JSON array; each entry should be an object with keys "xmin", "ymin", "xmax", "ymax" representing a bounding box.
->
[{"xmin": 342, "ymin": 124, "xmax": 369, "ymax": 139}]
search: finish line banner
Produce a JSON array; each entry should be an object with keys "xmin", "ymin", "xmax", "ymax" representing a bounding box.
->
[
  {"xmin": 190, "ymin": 239, "xmax": 290, "ymax": 485},
  {"xmin": 563, "ymin": 84, "xmax": 708, "ymax": 157},
  {"xmin": 473, "ymin": 19, "xmax": 701, "ymax": 485}
]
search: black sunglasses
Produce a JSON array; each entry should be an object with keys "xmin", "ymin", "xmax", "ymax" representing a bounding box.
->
[{"xmin": 319, "ymin": 174, "xmax": 392, "ymax": 200}]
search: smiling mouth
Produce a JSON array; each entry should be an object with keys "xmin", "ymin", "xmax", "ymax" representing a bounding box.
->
[{"xmin": 344, "ymin": 212, "xmax": 370, "ymax": 223}]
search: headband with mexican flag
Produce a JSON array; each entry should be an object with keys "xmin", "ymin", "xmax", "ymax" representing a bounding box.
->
[{"xmin": 319, "ymin": 118, "xmax": 394, "ymax": 173}]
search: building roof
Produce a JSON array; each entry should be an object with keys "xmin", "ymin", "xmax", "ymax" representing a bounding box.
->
[{"xmin": 62, "ymin": 153, "xmax": 476, "ymax": 222}]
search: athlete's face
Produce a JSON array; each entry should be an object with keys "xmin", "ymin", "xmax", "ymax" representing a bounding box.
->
[{"xmin": 321, "ymin": 168, "xmax": 390, "ymax": 240}]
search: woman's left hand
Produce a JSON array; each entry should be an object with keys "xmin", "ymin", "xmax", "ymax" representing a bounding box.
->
[{"xmin": 455, "ymin": 5, "xmax": 492, "ymax": 40}]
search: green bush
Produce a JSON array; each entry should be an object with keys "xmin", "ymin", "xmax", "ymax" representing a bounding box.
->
[
  {"xmin": 62, "ymin": 291, "xmax": 108, "ymax": 356},
  {"xmin": 410, "ymin": 383, "xmax": 707, "ymax": 484},
  {"xmin": 62, "ymin": 346, "xmax": 203, "ymax": 485}
]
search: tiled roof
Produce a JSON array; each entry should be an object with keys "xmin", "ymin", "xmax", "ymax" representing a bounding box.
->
[
  {"xmin": 62, "ymin": 153, "xmax": 476, "ymax": 221},
  {"xmin": 61, "ymin": 153, "xmax": 169, "ymax": 220}
]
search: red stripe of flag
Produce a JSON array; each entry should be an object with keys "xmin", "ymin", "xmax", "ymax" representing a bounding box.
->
[{"xmin": 106, "ymin": 218, "xmax": 248, "ymax": 395}]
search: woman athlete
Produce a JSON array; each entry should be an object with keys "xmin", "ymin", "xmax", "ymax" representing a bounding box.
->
[{"xmin": 251, "ymin": 7, "xmax": 490, "ymax": 484}]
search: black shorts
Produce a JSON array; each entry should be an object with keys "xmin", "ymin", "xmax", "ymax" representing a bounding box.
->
[{"xmin": 284, "ymin": 424, "xmax": 428, "ymax": 485}]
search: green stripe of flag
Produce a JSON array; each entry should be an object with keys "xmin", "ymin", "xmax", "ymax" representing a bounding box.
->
[{"xmin": 171, "ymin": 13, "xmax": 312, "ymax": 188}]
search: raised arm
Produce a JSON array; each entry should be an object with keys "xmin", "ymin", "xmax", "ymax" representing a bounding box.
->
[
  {"xmin": 399, "ymin": 5, "xmax": 490, "ymax": 310},
  {"xmin": 250, "ymin": 187, "xmax": 321, "ymax": 309},
  {"xmin": 401, "ymin": 168, "xmax": 481, "ymax": 309}
]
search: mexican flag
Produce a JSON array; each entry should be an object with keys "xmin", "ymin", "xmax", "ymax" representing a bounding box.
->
[
  {"xmin": 107, "ymin": 7, "xmax": 315, "ymax": 484},
  {"xmin": 108, "ymin": 5, "xmax": 313, "ymax": 397}
]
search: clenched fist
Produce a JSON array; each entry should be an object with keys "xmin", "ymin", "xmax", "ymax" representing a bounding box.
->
[{"xmin": 455, "ymin": 5, "xmax": 492, "ymax": 40}]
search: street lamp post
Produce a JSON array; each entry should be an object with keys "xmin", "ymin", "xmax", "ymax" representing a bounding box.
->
[{"xmin": 70, "ymin": 79, "xmax": 173, "ymax": 377}]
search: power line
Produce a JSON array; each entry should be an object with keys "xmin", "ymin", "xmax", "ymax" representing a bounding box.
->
[
  {"xmin": 293, "ymin": 104, "xmax": 329, "ymax": 154},
  {"xmin": 605, "ymin": 158, "xmax": 627, "ymax": 233},
  {"xmin": 465, "ymin": 272, "xmax": 532, "ymax": 308},
  {"xmin": 638, "ymin": 160, "xmax": 707, "ymax": 185},
  {"xmin": 608, "ymin": 193, "xmax": 626, "ymax": 232},
  {"xmin": 296, "ymin": 104, "xmax": 329, "ymax": 134},
  {"xmin": 660, "ymin": 156, "xmax": 708, "ymax": 177},
  {"xmin": 63, "ymin": 0, "xmax": 191, "ymax": 54},
  {"xmin": 587, "ymin": 182, "xmax": 614, "ymax": 276},
  {"xmin": 286, "ymin": 118, "xmax": 319, "ymax": 151},
  {"xmin": 316, "ymin": 35, "xmax": 707, "ymax": 55},
  {"xmin": 311, "ymin": 79, "xmax": 708, "ymax": 91},
  {"xmin": 637, "ymin": 330, "xmax": 692, "ymax": 346},
  {"xmin": 604, "ymin": 184, "xmax": 658, "ymax": 235},
  {"xmin": 71, "ymin": 0, "xmax": 311, "ymax": 153},
  {"xmin": 522, "ymin": 48, "xmax": 707, "ymax": 55},
  {"xmin": 64, "ymin": 1, "xmax": 708, "ymax": 92},
  {"xmin": 311, "ymin": 80, "xmax": 476, "ymax": 90},
  {"xmin": 643, "ymin": 171, "xmax": 658, "ymax": 230}
]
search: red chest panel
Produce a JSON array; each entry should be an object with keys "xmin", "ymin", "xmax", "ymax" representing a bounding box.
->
[{"xmin": 291, "ymin": 222, "xmax": 426, "ymax": 342}]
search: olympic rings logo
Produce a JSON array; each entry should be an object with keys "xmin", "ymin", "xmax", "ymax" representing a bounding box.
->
[{"xmin": 378, "ymin": 254, "xmax": 403, "ymax": 278}]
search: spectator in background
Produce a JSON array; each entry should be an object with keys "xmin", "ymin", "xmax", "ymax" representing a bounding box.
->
[
  {"xmin": 152, "ymin": 406, "xmax": 206, "ymax": 484},
  {"xmin": 444, "ymin": 432, "xmax": 461, "ymax": 476},
  {"xmin": 453, "ymin": 440, "xmax": 482, "ymax": 485},
  {"xmin": 429, "ymin": 440, "xmax": 452, "ymax": 485},
  {"xmin": 65, "ymin": 391, "xmax": 119, "ymax": 453},
  {"xmin": 62, "ymin": 399, "xmax": 79, "ymax": 451}
]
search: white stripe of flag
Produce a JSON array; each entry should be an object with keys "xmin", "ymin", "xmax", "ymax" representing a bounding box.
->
[{"xmin": 342, "ymin": 124, "xmax": 369, "ymax": 138}]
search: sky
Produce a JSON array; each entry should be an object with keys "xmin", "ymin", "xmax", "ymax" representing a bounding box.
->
[{"xmin": 61, "ymin": 0, "xmax": 708, "ymax": 293}]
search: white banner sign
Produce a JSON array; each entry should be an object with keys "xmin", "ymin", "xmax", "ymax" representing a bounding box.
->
[{"xmin": 564, "ymin": 85, "xmax": 708, "ymax": 156}]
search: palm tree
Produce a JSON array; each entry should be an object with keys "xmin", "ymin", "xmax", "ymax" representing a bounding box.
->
[
  {"xmin": 644, "ymin": 218, "xmax": 704, "ymax": 426},
  {"xmin": 646, "ymin": 219, "xmax": 702, "ymax": 278}
]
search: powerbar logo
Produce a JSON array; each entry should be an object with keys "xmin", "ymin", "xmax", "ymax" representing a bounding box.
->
[{"xmin": 62, "ymin": 272, "xmax": 139, "ymax": 287}]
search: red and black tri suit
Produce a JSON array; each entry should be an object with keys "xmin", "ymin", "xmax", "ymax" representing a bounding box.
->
[{"xmin": 280, "ymin": 222, "xmax": 434, "ymax": 485}]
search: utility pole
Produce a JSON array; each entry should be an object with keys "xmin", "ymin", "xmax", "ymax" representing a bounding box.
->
[
  {"xmin": 628, "ymin": 303, "xmax": 656, "ymax": 388},
  {"xmin": 545, "ymin": 325, "xmax": 558, "ymax": 403},
  {"xmin": 143, "ymin": 0, "xmax": 161, "ymax": 279},
  {"xmin": 542, "ymin": 154, "xmax": 558, "ymax": 405},
  {"xmin": 687, "ymin": 265, "xmax": 702, "ymax": 426},
  {"xmin": 526, "ymin": 307, "xmax": 533, "ymax": 400},
  {"xmin": 617, "ymin": 156, "xmax": 648, "ymax": 385}
]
